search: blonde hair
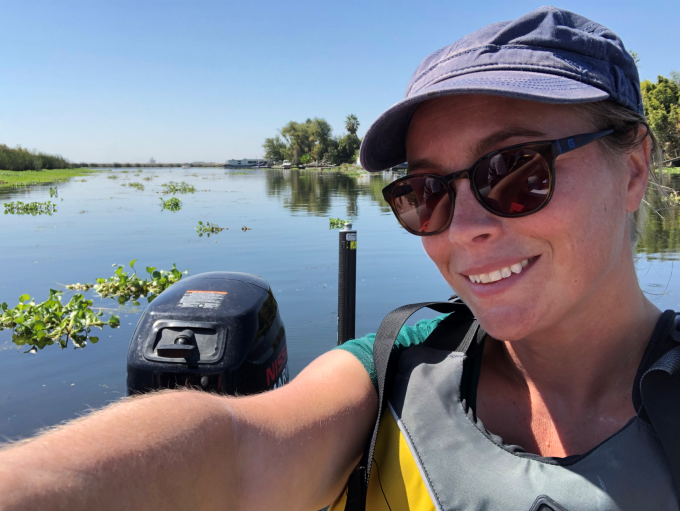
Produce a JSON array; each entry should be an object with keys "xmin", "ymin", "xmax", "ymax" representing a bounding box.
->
[{"xmin": 575, "ymin": 100, "xmax": 662, "ymax": 248}]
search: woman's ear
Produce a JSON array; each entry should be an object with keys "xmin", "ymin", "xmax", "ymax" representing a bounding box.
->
[{"xmin": 625, "ymin": 128, "xmax": 651, "ymax": 213}]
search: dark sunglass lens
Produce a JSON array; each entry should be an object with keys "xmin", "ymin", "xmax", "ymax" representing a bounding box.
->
[
  {"xmin": 474, "ymin": 147, "xmax": 551, "ymax": 215},
  {"xmin": 391, "ymin": 176, "xmax": 452, "ymax": 234}
]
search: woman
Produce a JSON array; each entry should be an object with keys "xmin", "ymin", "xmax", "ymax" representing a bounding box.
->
[{"xmin": 0, "ymin": 7, "xmax": 675, "ymax": 511}]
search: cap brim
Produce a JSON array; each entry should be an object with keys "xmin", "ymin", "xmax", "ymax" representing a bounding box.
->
[{"xmin": 359, "ymin": 70, "xmax": 610, "ymax": 172}]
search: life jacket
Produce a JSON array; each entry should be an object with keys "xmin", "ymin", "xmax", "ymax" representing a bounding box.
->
[{"xmin": 330, "ymin": 301, "xmax": 680, "ymax": 511}]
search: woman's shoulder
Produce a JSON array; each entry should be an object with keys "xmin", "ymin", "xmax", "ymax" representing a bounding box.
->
[{"xmin": 334, "ymin": 314, "xmax": 452, "ymax": 390}]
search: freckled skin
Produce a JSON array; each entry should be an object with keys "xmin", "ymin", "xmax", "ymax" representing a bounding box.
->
[{"xmin": 407, "ymin": 95, "xmax": 660, "ymax": 456}]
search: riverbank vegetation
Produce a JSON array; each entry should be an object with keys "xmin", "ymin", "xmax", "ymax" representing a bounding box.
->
[
  {"xmin": 0, "ymin": 144, "xmax": 72, "ymax": 171},
  {"xmin": 642, "ymin": 72, "xmax": 680, "ymax": 165},
  {"xmin": 0, "ymin": 168, "xmax": 96, "ymax": 189},
  {"xmin": 263, "ymin": 114, "xmax": 361, "ymax": 165}
]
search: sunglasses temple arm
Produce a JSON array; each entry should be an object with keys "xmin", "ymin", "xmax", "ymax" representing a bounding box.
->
[{"xmin": 554, "ymin": 129, "xmax": 615, "ymax": 155}]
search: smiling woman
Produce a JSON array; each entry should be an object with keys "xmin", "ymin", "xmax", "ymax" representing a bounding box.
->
[{"xmin": 0, "ymin": 7, "xmax": 678, "ymax": 511}]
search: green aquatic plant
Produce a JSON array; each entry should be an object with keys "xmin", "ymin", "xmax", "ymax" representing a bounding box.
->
[
  {"xmin": 66, "ymin": 259, "xmax": 188, "ymax": 305},
  {"xmin": 49, "ymin": 186, "xmax": 58, "ymax": 197},
  {"xmin": 0, "ymin": 290, "xmax": 120, "ymax": 352},
  {"xmin": 143, "ymin": 176, "xmax": 152, "ymax": 181},
  {"xmin": 0, "ymin": 168, "xmax": 96, "ymax": 189},
  {"xmin": 107, "ymin": 174, "xmax": 119, "ymax": 180},
  {"xmin": 196, "ymin": 221, "xmax": 226, "ymax": 237},
  {"xmin": 4, "ymin": 201, "xmax": 57, "ymax": 215},
  {"xmin": 329, "ymin": 218, "xmax": 349, "ymax": 229},
  {"xmin": 160, "ymin": 197, "xmax": 181, "ymax": 211},
  {"xmin": 162, "ymin": 181, "xmax": 195, "ymax": 194},
  {"xmin": 128, "ymin": 182, "xmax": 145, "ymax": 191}
]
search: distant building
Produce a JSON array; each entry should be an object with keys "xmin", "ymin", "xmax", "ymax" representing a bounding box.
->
[{"xmin": 149, "ymin": 157, "xmax": 156, "ymax": 164}]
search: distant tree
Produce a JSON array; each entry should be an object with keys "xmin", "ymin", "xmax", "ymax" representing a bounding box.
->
[
  {"xmin": 345, "ymin": 114, "xmax": 360, "ymax": 136},
  {"xmin": 336, "ymin": 134, "xmax": 361, "ymax": 164},
  {"xmin": 641, "ymin": 75, "xmax": 680, "ymax": 159},
  {"xmin": 628, "ymin": 50, "xmax": 640, "ymax": 68},
  {"xmin": 263, "ymin": 135, "xmax": 288, "ymax": 161},
  {"xmin": 299, "ymin": 153, "xmax": 312, "ymax": 164},
  {"xmin": 264, "ymin": 114, "xmax": 362, "ymax": 165},
  {"xmin": 671, "ymin": 70, "xmax": 680, "ymax": 89},
  {"xmin": 0, "ymin": 144, "xmax": 71, "ymax": 171}
]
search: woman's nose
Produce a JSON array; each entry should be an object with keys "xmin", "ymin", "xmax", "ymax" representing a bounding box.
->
[{"xmin": 448, "ymin": 179, "xmax": 503, "ymax": 246}]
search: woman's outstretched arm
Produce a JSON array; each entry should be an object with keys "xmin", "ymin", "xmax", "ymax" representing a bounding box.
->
[{"xmin": 0, "ymin": 350, "xmax": 376, "ymax": 511}]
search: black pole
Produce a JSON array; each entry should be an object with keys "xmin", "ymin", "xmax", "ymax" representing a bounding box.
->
[{"xmin": 337, "ymin": 222, "xmax": 357, "ymax": 345}]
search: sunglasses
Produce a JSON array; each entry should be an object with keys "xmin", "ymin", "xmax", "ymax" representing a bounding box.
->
[{"xmin": 382, "ymin": 129, "xmax": 614, "ymax": 236}]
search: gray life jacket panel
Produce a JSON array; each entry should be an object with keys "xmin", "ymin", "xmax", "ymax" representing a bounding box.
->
[
  {"xmin": 343, "ymin": 302, "xmax": 680, "ymax": 511},
  {"xmin": 390, "ymin": 344, "xmax": 677, "ymax": 510}
]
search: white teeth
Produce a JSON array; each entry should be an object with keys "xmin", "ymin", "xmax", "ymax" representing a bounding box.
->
[
  {"xmin": 488, "ymin": 270, "xmax": 502, "ymax": 282},
  {"xmin": 468, "ymin": 258, "xmax": 533, "ymax": 284}
]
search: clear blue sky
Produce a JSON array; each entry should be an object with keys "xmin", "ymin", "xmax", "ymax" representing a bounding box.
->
[{"xmin": 1, "ymin": 0, "xmax": 677, "ymax": 163}]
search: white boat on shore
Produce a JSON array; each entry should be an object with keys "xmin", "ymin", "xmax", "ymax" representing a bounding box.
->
[
  {"xmin": 281, "ymin": 160, "xmax": 292, "ymax": 169},
  {"xmin": 224, "ymin": 158, "xmax": 268, "ymax": 168}
]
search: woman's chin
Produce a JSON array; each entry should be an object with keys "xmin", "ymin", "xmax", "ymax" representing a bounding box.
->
[{"xmin": 468, "ymin": 304, "xmax": 543, "ymax": 342}]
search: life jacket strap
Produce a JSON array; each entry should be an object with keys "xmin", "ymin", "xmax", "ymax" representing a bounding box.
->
[
  {"xmin": 641, "ymin": 310, "xmax": 680, "ymax": 497},
  {"xmin": 345, "ymin": 299, "xmax": 478, "ymax": 511}
]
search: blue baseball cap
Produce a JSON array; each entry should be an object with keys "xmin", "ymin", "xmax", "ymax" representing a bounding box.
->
[{"xmin": 360, "ymin": 6, "xmax": 643, "ymax": 172}]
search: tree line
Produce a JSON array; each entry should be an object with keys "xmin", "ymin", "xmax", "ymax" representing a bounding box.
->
[
  {"xmin": 262, "ymin": 114, "xmax": 361, "ymax": 165},
  {"xmin": 0, "ymin": 144, "xmax": 71, "ymax": 172},
  {"xmin": 642, "ymin": 71, "xmax": 680, "ymax": 162}
]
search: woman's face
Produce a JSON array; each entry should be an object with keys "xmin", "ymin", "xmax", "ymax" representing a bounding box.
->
[{"xmin": 406, "ymin": 95, "xmax": 648, "ymax": 341}]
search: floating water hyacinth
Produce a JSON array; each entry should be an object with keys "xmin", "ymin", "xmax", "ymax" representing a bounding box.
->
[
  {"xmin": 329, "ymin": 218, "xmax": 349, "ymax": 229},
  {"xmin": 66, "ymin": 259, "xmax": 188, "ymax": 305},
  {"xmin": 0, "ymin": 290, "xmax": 120, "ymax": 352},
  {"xmin": 160, "ymin": 197, "xmax": 181, "ymax": 211},
  {"xmin": 196, "ymin": 221, "xmax": 226, "ymax": 237},
  {"xmin": 161, "ymin": 181, "xmax": 195, "ymax": 194},
  {"xmin": 4, "ymin": 201, "xmax": 57, "ymax": 215}
]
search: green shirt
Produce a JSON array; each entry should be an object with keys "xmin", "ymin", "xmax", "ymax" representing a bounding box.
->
[{"xmin": 334, "ymin": 314, "xmax": 450, "ymax": 391}]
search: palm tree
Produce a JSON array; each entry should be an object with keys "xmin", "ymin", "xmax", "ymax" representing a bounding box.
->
[{"xmin": 345, "ymin": 114, "xmax": 360, "ymax": 136}]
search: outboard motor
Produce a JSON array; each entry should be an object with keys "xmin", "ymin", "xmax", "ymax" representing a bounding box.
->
[{"xmin": 127, "ymin": 272, "xmax": 289, "ymax": 395}]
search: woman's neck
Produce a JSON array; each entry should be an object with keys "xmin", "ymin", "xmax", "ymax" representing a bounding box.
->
[
  {"xmin": 477, "ymin": 259, "xmax": 661, "ymax": 457},
  {"xmin": 504, "ymin": 270, "xmax": 659, "ymax": 403}
]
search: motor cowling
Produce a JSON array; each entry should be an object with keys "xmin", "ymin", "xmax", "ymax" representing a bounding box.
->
[{"xmin": 126, "ymin": 272, "xmax": 289, "ymax": 395}]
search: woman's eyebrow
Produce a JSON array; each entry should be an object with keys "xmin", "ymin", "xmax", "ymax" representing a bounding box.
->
[
  {"xmin": 469, "ymin": 127, "xmax": 547, "ymax": 160},
  {"xmin": 406, "ymin": 158, "xmax": 443, "ymax": 174}
]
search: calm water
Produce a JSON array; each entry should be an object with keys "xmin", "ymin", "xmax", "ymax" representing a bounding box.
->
[{"xmin": 1, "ymin": 167, "xmax": 680, "ymax": 441}]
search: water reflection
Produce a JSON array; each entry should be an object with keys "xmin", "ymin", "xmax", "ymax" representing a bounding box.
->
[
  {"xmin": 265, "ymin": 169, "xmax": 398, "ymax": 217},
  {"xmin": 637, "ymin": 173, "xmax": 680, "ymax": 260}
]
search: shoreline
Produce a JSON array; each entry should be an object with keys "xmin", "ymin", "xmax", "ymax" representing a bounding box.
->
[{"xmin": 0, "ymin": 168, "xmax": 99, "ymax": 189}]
